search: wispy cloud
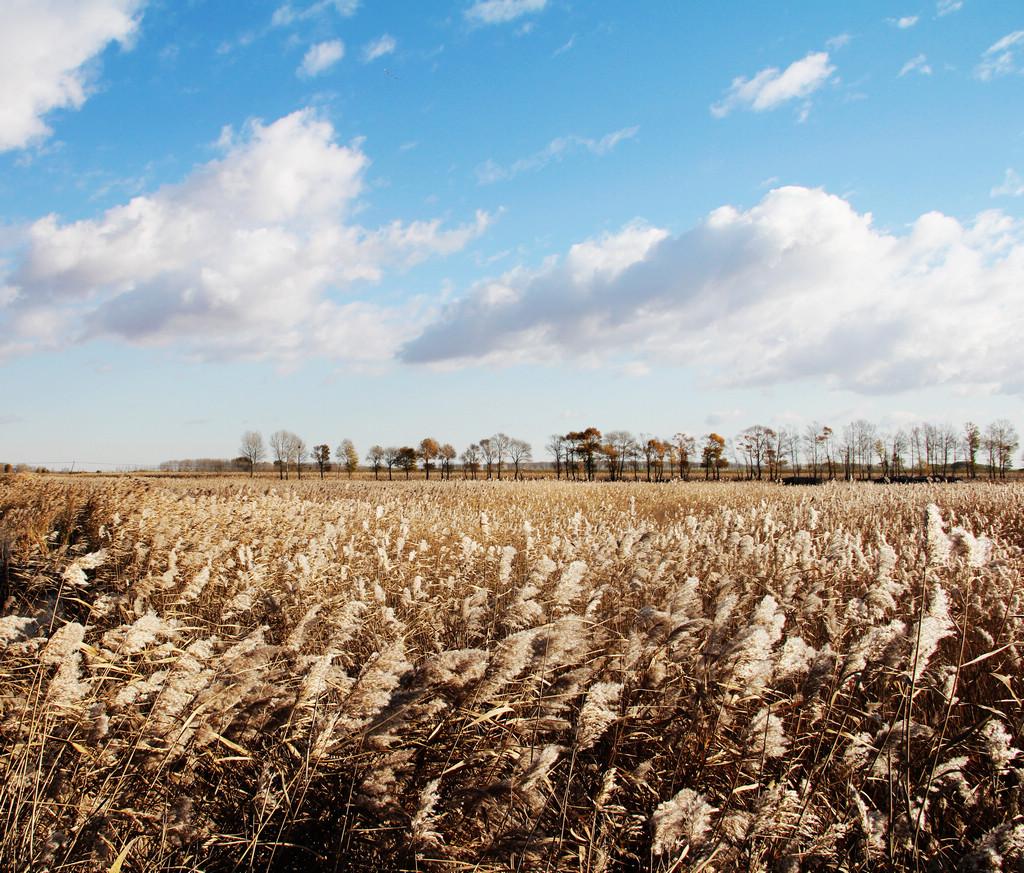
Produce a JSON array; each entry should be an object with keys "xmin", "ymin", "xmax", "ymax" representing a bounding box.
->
[
  {"xmin": 476, "ymin": 126, "xmax": 639, "ymax": 185},
  {"xmin": 299, "ymin": 40, "xmax": 344, "ymax": 77},
  {"xmin": 216, "ymin": 30, "xmax": 257, "ymax": 55},
  {"xmin": 711, "ymin": 51, "xmax": 835, "ymax": 119},
  {"xmin": 272, "ymin": 0, "xmax": 358, "ymax": 27},
  {"xmin": 899, "ymin": 54, "xmax": 932, "ymax": 76},
  {"xmin": 992, "ymin": 168, "xmax": 1024, "ymax": 197},
  {"xmin": 976, "ymin": 30, "xmax": 1024, "ymax": 81},
  {"xmin": 553, "ymin": 34, "xmax": 575, "ymax": 56},
  {"xmin": 936, "ymin": 0, "xmax": 963, "ymax": 16},
  {"xmin": 888, "ymin": 15, "xmax": 919, "ymax": 28},
  {"xmin": 362, "ymin": 34, "xmax": 395, "ymax": 62},
  {"xmin": 465, "ymin": 0, "xmax": 546, "ymax": 26}
]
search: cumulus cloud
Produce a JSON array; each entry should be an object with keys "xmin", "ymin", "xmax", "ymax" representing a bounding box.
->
[
  {"xmin": 362, "ymin": 34, "xmax": 396, "ymax": 63},
  {"xmin": 0, "ymin": 0, "xmax": 143, "ymax": 152},
  {"xmin": 476, "ymin": 126, "xmax": 639, "ymax": 184},
  {"xmin": 899, "ymin": 54, "xmax": 932, "ymax": 76},
  {"xmin": 936, "ymin": 0, "xmax": 962, "ymax": 16},
  {"xmin": 992, "ymin": 169, "xmax": 1024, "ymax": 197},
  {"xmin": 711, "ymin": 52, "xmax": 835, "ymax": 118},
  {"xmin": 1, "ymin": 110, "xmax": 488, "ymax": 363},
  {"xmin": 299, "ymin": 39, "xmax": 344, "ymax": 77},
  {"xmin": 400, "ymin": 187, "xmax": 1024, "ymax": 396},
  {"xmin": 889, "ymin": 15, "xmax": 919, "ymax": 28},
  {"xmin": 465, "ymin": 0, "xmax": 546, "ymax": 26},
  {"xmin": 976, "ymin": 31, "xmax": 1024, "ymax": 81}
]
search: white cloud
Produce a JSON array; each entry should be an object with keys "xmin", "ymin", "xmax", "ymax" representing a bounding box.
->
[
  {"xmin": 826, "ymin": 33, "xmax": 851, "ymax": 50},
  {"xmin": 711, "ymin": 51, "xmax": 835, "ymax": 118},
  {"xmin": 400, "ymin": 187, "xmax": 1024, "ymax": 396},
  {"xmin": 1, "ymin": 110, "xmax": 489, "ymax": 363},
  {"xmin": 0, "ymin": 0, "xmax": 143, "ymax": 152},
  {"xmin": 362, "ymin": 34, "xmax": 396, "ymax": 63},
  {"xmin": 992, "ymin": 168, "xmax": 1024, "ymax": 197},
  {"xmin": 299, "ymin": 39, "xmax": 344, "ymax": 77},
  {"xmin": 465, "ymin": 0, "xmax": 546, "ymax": 26},
  {"xmin": 272, "ymin": 0, "xmax": 358, "ymax": 27},
  {"xmin": 936, "ymin": 0, "xmax": 963, "ymax": 16},
  {"xmin": 889, "ymin": 15, "xmax": 919, "ymax": 28},
  {"xmin": 899, "ymin": 54, "xmax": 933, "ymax": 76},
  {"xmin": 476, "ymin": 126, "xmax": 639, "ymax": 184},
  {"xmin": 976, "ymin": 31, "xmax": 1024, "ymax": 81}
]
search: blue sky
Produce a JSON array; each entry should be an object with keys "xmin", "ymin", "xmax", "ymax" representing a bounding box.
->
[{"xmin": 1, "ymin": 0, "xmax": 1022, "ymax": 468}]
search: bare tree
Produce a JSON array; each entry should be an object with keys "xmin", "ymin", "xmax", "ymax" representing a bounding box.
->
[
  {"xmin": 854, "ymin": 420, "xmax": 876, "ymax": 480},
  {"xmin": 642, "ymin": 436, "xmax": 657, "ymax": 482},
  {"xmin": 924, "ymin": 422, "xmax": 943, "ymax": 474},
  {"xmin": 461, "ymin": 443, "xmax": 481, "ymax": 479},
  {"xmin": 492, "ymin": 433, "xmax": 512, "ymax": 480},
  {"xmin": 479, "ymin": 438, "xmax": 495, "ymax": 480},
  {"xmin": 626, "ymin": 437, "xmax": 643, "ymax": 480},
  {"xmin": 963, "ymin": 422, "xmax": 981, "ymax": 479},
  {"xmin": 986, "ymin": 419, "xmax": 1019, "ymax": 479},
  {"xmin": 563, "ymin": 434, "xmax": 579, "ymax": 480},
  {"xmin": 939, "ymin": 424, "xmax": 959, "ymax": 477},
  {"xmin": 781, "ymin": 428, "xmax": 800, "ymax": 477},
  {"xmin": 311, "ymin": 444, "xmax": 330, "ymax": 479},
  {"xmin": 890, "ymin": 430, "xmax": 908, "ymax": 478},
  {"xmin": 270, "ymin": 430, "xmax": 290, "ymax": 480},
  {"xmin": 840, "ymin": 423, "xmax": 856, "ymax": 480},
  {"xmin": 366, "ymin": 445, "xmax": 385, "ymax": 480},
  {"xmin": 546, "ymin": 434, "xmax": 565, "ymax": 480},
  {"xmin": 288, "ymin": 433, "xmax": 307, "ymax": 479},
  {"xmin": 508, "ymin": 439, "xmax": 532, "ymax": 480},
  {"xmin": 673, "ymin": 432, "xmax": 695, "ymax": 480},
  {"xmin": 910, "ymin": 425, "xmax": 925, "ymax": 476},
  {"xmin": 739, "ymin": 425, "xmax": 775, "ymax": 480},
  {"xmin": 802, "ymin": 424, "xmax": 820, "ymax": 480},
  {"xmin": 239, "ymin": 430, "xmax": 265, "ymax": 478}
]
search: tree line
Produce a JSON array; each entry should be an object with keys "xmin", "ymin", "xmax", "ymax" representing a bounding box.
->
[
  {"xmin": 235, "ymin": 432, "xmax": 533, "ymax": 480},
  {"xmin": 222, "ymin": 418, "xmax": 1020, "ymax": 482}
]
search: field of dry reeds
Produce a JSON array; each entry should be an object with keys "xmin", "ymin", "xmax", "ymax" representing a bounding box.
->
[{"xmin": 0, "ymin": 476, "xmax": 1021, "ymax": 871}]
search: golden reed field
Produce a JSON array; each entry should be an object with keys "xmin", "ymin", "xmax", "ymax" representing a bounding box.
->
[{"xmin": 0, "ymin": 476, "xmax": 1022, "ymax": 872}]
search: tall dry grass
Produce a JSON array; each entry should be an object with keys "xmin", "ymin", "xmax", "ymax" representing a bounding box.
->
[{"xmin": 0, "ymin": 476, "xmax": 1021, "ymax": 871}]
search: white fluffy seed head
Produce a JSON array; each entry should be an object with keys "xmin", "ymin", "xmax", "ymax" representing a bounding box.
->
[
  {"xmin": 651, "ymin": 788, "xmax": 716, "ymax": 855},
  {"xmin": 925, "ymin": 504, "xmax": 951, "ymax": 567},
  {"xmin": 41, "ymin": 622, "xmax": 85, "ymax": 665},
  {"xmin": 576, "ymin": 682, "xmax": 622, "ymax": 750}
]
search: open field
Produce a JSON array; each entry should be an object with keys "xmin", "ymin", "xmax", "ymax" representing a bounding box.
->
[{"xmin": 0, "ymin": 476, "xmax": 1022, "ymax": 871}]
